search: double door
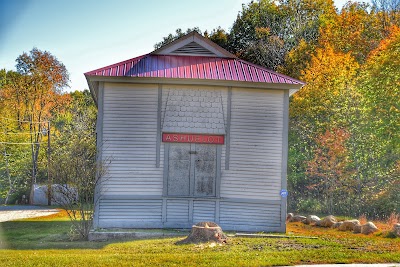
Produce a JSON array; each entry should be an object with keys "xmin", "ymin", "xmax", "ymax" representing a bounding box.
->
[{"xmin": 165, "ymin": 143, "xmax": 219, "ymax": 197}]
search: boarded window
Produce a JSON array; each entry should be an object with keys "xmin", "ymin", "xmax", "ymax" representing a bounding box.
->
[{"xmin": 166, "ymin": 143, "xmax": 217, "ymax": 197}]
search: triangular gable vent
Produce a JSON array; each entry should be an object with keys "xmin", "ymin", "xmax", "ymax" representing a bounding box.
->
[
  {"xmin": 152, "ymin": 31, "xmax": 236, "ymax": 58},
  {"xmin": 171, "ymin": 42, "xmax": 216, "ymax": 56}
]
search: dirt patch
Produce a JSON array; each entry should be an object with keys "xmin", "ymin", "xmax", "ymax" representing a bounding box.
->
[{"xmin": 250, "ymin": 240, "xmax": 323, "ymax": 252}]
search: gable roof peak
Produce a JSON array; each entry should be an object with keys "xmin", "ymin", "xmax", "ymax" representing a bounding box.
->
[{"xmin": 152, "ymin": 31, "xmax": 236, "ymax": 58}]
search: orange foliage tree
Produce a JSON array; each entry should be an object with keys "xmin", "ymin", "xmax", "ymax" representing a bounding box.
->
[
  {"xmin": 319, "ymin": 1, "xmax": 383, "ymax": 63},
  {"xmin": 1, "ymin": 48, "xmax": 70, "ymax": 204},
  {"xmin": 306, "ymin": 128, "xmax": 354, "ymax": 214},
  {"xmin": 288, "ymin": 44, "xmax": 360, "ymax": 213}
]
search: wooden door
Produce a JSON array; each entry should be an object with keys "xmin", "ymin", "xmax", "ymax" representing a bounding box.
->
[{"xmin": 166, "ymin": 144, "xmax": 217, "ymax": 197}]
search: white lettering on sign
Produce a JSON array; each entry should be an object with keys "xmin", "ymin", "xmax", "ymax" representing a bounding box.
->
[{"xmin": 162, "ymin": 133, "xmax": 224, "ymax": 144}]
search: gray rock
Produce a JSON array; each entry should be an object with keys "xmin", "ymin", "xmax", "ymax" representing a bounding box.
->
[
  {"xmin": 361, "ymin": 221, "xmax": 378, "ymax": 235},
  {"xmin": 353, "ymin": 224, "xmax": 362, "ymax": 233},
  {"xmin": 304, "ymin": 215, "xmax": 321, "ymax": 225},
  {"xmin": 332, "ymin": 221, "xmax": 343, "ymax": 229},
  {"xmin": 338, "ymin": 219, "xmax": 361, "ymax": 231},
  {"xmin": 316, "ymin": 215, "xmax": 337, "ymax": 228},
  {"xmin": 288, "ymin": 215, "xmax": 307, "ymax": 223}
]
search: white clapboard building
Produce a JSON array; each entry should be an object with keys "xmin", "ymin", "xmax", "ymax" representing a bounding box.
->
[{"xmin": 85, "ymin": 31, "xmax": 304, "ymax": 232}]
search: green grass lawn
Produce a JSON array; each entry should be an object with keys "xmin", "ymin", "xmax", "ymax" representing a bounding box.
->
[{"xmin": 0, "ymin": 211, "xmax": 399, "ymax": 267}]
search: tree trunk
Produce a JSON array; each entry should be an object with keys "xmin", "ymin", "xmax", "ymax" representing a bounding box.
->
[{"xmin": 177, "ymin": 222, "xmax": 228, "ymax": 244}]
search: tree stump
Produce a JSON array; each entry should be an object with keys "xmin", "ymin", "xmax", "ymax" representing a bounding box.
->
[{"xmin": 177, "ymin": 222, "xmax": 228, "ymax": 244}]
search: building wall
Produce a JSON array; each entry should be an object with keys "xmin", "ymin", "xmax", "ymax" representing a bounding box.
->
[{"xmin": 95, "ymin": 82, "xmax": 286, "ymax": 232}]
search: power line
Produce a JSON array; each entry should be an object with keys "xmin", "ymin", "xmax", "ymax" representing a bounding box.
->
[
  {"xmin": 0, "ymin": 116, "xmax": 49, "ymax": 124},
  {"xmin": 0, "ymin": 141, "xmax": 44, "ymax": 145},
  {"xmin": 0, "ymin": 132, "xmax": 44, "ymax": 135}
]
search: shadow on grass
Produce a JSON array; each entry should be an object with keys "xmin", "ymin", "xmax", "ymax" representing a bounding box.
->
[{"xmin": 0, "ymin": 220, "xmax": 162, "ymax": 250}]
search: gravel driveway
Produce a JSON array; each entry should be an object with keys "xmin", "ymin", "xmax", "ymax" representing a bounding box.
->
[{"xmin": 0, "ymin": 205, "xmax": 60, "ymax": 222}]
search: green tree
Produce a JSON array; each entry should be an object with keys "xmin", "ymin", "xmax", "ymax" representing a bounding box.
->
[
  {"xmin": 205, "ymin": 26, "xmax": 229, "ymax": 50},
  {"xmin": 154, "ymin": 27, "xmax": 202, "ymax": 50},
  {"xmin": 352, "ymin": 26, "xmax": 400, "ymax": 216},
  {"xmin": 50, "ymin": 90, "xmax": 102, "ymax": 240},
  {"xmin": 227, "ymin": 0, "xmax": 336, "ymax": 70}
]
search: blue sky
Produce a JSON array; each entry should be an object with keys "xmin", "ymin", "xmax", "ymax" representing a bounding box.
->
[{"xmin": 1, "ymin": 0, "xmax": 368, "ymax": 92}]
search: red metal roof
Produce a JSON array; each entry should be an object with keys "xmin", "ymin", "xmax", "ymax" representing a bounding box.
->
[{"xmin": 85, "ymin": 54, "xmax": 304, "ymax": 85}]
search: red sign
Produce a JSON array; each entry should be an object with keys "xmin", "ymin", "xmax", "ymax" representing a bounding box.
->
[{"xmin": 162, "ymin": 133, "xmax": 224, "ymax": 144}]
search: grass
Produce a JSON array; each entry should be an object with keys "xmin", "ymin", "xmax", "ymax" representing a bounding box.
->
[{"xmin": 0, "ymin": 211, "xmax": 399, "ymax": 267}]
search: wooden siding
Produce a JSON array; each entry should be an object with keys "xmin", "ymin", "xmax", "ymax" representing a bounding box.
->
[
  {"xmin": 166, "ymin": 199, "xmax": 189, "ymax": 222},
  {"xmin": 193, "ymin": 200, "xmax": 216, "ymax": 223},
  {"xmin": 102, "ymin": 83, "xmax": 163, "ymax": 195},
  {"xmin": 219, "ymin": 201, "xmax": 281, "ymax": 231},
  {"xmin": 97, "ymin": 83, "xmax": 285, "ymax": 232},
  {"xmin": 98, "ymin": 199, "xmax": 163, "ymax": 228},
  {"xmin": 221, "ymin": 88, "xmax": 284, "ymax": 201}
]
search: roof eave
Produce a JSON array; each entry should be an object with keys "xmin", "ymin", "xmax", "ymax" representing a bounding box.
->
[
  {"xmin": 85, "ymin": 74, "xmax": 99, "ymax": 106},
  {"xmin": 85, "ymin": 75, "xmax": 304, "ymax": 92}
]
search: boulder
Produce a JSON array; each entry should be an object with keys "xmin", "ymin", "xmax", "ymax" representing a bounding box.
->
[
  {"xmin": 361, "ymin": 222, "xmax": 378, "ymax": 235},
  {"xmin": 392, "ymin": 223, "xmax": 400, "ymax": 237},
  {"xmin": 332, "ymin": 221, "xmax": 343, "ymax": 229},
  {"xmin": 288, "ymin": 215, "xmax": 307, "ymax": 223},
  {"xmin": 353, "ymin": 224, "xmax": 362, "ymax": 233},
  {"xmin": 338, "ymin": 219, "xmax": 361, "ymax": 231},
  {"xmin": 316, "ymin": 215, "xmax": 337, "ymax": 227},
  {"xmin": 304, "ymin": 215, "xmax": 321, "ymax": 225}
]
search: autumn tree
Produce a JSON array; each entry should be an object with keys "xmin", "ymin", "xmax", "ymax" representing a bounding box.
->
[
  {"xmin": 350, "ymin": 26, "xmax": 400, "ymax": 216},
  {"xmin": 0, "ymin": 70, "xmax": 32, "ymax": 204},
  {"xmin": 306, "ymin": 128, "xmax": 354, "ymax": 214},
  {"xmin": 288, "ymin": 45, "xmax": 360, "ymax": 212},
  {"xmin": 372, "ymin": 0, "xmax": 400, "ymax": 34},
  {"xmin": 319, "ymin": 1, "xmax": 383, "ymax": 64},
  {"xmin": 1, "ymin": 48, "xmax": 70, "ymax": 204}
]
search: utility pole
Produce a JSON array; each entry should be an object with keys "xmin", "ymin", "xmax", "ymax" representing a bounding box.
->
[
  {"xmin": 3, "ymin": 148, "xmax": 12, "ymax": 205},
  {"xmin": 47, "ymin": 121, "xmax": 51, "ymax": 206}
]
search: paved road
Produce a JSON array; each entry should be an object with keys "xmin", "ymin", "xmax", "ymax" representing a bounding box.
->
[{"xmin": 0, "ymin": 205, "xmax": 60, "ymax": 222}]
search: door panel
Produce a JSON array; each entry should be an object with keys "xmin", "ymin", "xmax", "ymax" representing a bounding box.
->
[
  {"xmin": 194, "ymin": 144, "xmax": 216, "ymax": 196},
  {"xmin": 168, "ymin": 144, "xmax": 190, "ymax": 196},
  {"xmin": 166, "ymin": 143, "xmax": 217, "ymax": 197}
]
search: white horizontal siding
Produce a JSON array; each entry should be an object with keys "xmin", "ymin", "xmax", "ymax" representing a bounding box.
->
[
  {"xmin": 99, "ymin": 199, "xmax": 162, "ymax": 222},
  {"xmin": 101, "ymin": 83, "xmax": 162, "ymax": 196},
  {"xmin": 193, "ymin": 201, "xmax": 216, "ymax": 223},
  {"xmin": 219, "ymin": 202, "xmax": 281, "ymax": 231},
  {"xmin": 221, "ymin": 88, "xmax": 284, "ymax": 201},
  {"xmin": 166, "ymin": 199, "xmax": 189, "ymax": 222}
]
